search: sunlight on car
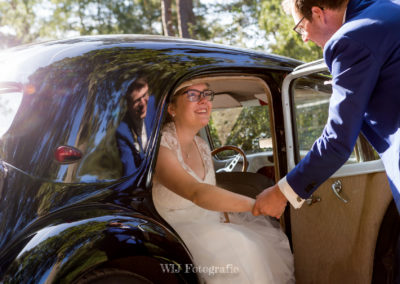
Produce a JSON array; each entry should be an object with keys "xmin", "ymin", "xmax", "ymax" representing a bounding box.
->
[{"xmin": 0, "ymin": 92, "xmax": 23, "ymax": 138}]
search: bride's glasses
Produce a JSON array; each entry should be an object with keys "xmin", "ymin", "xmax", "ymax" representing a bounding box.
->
[{"xmin": 183, "ymin": 89, "xmax": 215, "ymax": 102}]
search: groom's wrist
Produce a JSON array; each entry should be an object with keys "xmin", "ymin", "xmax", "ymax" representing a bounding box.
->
[{"xmin": 278, "ymin": 177, "xmax": 304, "ymax": 209}]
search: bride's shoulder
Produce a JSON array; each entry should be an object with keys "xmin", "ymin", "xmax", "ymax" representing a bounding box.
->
[
  {"xmin": 195, "ymin": 135, "xmax": 211, "ymax": 153},
  {"xmin": 160, "ymin": 122, "xmax": 178, "ymax": 150}
]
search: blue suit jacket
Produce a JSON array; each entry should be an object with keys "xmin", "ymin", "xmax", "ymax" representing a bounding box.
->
[
  {"xmin": 287, "ymin": 0, "xmax": 400, "ymax": 210},
  {"xmin": 116, "ymin": 95, "xmax": 156, "ymax": 177}
]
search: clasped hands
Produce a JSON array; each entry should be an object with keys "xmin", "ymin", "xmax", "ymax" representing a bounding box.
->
[{"xmin": 252, "ymin": 184, "xmax": 288, "ymax": 219}]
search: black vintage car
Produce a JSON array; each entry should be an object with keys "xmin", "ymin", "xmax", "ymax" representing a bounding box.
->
[{"xmin": 0, "ymin": 35, "xmax": 398, "ymax": 283}]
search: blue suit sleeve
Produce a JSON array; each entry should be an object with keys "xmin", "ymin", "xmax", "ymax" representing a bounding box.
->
[
  {"xmin": 117, "ymin": 135, "xmax": 138, "ymax": 176},
  {"xmin": 287, "ymin": 36, "xmax": 381, "ymax": 198},
  {"xmin": 116, "ymin": 122, "xmax": 141, "ymax": 177}
]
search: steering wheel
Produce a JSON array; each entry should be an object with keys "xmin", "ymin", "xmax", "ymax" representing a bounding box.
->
[{"xmin": 211, "ymin": 145, "xmax": 249, "ymax": 172}]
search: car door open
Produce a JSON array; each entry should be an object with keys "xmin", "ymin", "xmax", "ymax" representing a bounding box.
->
[{"xmin": 282, "ymin": 60, "xmax": 394, "ymax": 283}]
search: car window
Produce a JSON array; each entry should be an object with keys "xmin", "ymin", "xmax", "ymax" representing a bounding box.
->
[
  {"xmin": 209, "ymin": 103, "xmax": 273, "ymax": 159},
  {"xmin": 292, "ymin": 73, "xmax": 379, "ymax": 164},
  {"xmin": 0, "ymin": 66, "xmax": 161, "ymax": 182}
]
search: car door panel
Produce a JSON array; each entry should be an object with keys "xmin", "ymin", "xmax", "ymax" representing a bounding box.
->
[
  {"xmin": 291, "ymin": 172, "xmax": 391, "ymax": 283},
  {"xmin": 282, "ymin": 60, "xmax": 393, "ymax": 283}
]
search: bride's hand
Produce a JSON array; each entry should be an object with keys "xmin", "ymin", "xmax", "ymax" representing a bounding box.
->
[{"xmin": 252, "ymin": 184, "xmax": 287, "ymax": 218}]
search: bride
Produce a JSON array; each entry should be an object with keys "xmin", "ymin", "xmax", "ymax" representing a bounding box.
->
[{"xmin": 152, "ymin": 81, "xmax": 294, "ymax": 283}]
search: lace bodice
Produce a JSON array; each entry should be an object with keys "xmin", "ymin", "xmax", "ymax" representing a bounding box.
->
[
  {"xmin": 152, "ymin": 122, "xmax": 221, "ymax": 224},
  {"xmin": 159, "ymin": 122, "xmax": 216, "ymax": 184}
]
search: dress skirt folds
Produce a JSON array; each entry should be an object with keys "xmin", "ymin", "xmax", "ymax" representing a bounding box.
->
[{"xmin": 152, "ymin": 123, "xmax": 295, "ymax": 284}]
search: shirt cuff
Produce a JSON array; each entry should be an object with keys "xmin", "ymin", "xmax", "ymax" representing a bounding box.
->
[{"xmin": 278, "ymin": 176, "xmax": 305, "ymax": 209}]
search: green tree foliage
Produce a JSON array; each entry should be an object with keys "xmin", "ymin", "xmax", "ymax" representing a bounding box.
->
[
  {"xmin": 208, "ymin": 116, "xmax": 221, "ymax": 148},
  {"xmin": 160, "ymin": 0, "xmax": 211, "ymax": 39},
  {"xmin": 203, "ymin": 0, "xmax": 268, "ymax": 49},
  {"xmin": 0, "ymin": 0, "xmax": 162, "ymax": 46},
  {"xmin": 208, "ymin": 0, "xmax": 322, "ymax": 61},
  {"xmin": 226, "ymin": 106, "xmax": 272, "ymax": 154},
  {"xmin": 0, "ymin": 0, "xmax": 40, "ymax": 44},
  {"xmin": 295, "ymin": 103, "xmax": 328, "ymax": 151},
  {"xmin": 258, "ymin": 0, "xmax": 322, "ymax": 61},
  {"xmin": 49, "ymin": 0, "xmax": 162, "ymax": 36},
  {"xmin": 209, "ymin": 106, "xmax": 273, "ymax": 158},
  {"xmin": 0, "ymin": 0, "xmax": 212, "ymax": 47},
  {"xmin": 0, "ymin": 0, "xmax": 322, "ymax": 62}
]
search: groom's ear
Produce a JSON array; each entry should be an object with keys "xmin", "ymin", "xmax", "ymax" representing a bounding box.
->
[{"xmin": 311, "ymin": 6, "xmax": 325, "ymax": 24}]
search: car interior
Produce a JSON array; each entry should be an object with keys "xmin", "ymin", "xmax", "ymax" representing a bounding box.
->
[{"xmin": 182, "ymin": 76, "xmax": 278, "ymax": 199}]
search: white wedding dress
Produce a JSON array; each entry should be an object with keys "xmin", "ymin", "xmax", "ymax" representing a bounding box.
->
[{"xmin": 152, "ymin": 122, "xmax": 295, "ymax": 284}]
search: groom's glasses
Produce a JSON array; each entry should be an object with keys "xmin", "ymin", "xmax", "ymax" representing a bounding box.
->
[
  {"xmin": 183, "ymin": 89, "xmax": 215, "ymax": 102},
  {"xmin": 293, "ymin": 7, "xmax": 324, "ymax": 36},
  {"xmin": 293, "ymin": 16, "xmax": 306, "ymax": 35}
]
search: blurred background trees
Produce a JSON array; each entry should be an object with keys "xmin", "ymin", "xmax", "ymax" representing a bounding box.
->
[{"xmin": 0, "ymin": 0, "xmax": 321, "ymax": 61}]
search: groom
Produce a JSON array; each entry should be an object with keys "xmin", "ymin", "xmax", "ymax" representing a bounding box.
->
[
  {"xmin": 116, "ymin": 76, "xmax": 156, "ymax": 176},
  {"xmin": 252, "ymin": 0, "xmax": 400, "ymax": 236}
]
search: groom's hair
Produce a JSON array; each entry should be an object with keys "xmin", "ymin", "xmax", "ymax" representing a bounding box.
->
[{"xmin": 282, "ymin": 0, "xmax": 348, "ymax": 19}]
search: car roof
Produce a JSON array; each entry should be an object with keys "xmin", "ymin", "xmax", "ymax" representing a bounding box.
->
[{"xmin": 0, "ymin": 35, "xmax": 302, "ymax": 77}]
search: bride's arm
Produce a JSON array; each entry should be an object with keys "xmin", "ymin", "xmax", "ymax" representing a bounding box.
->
[{"xmin": 155, "ymin": 146, "xmax": 255, "ymax": 212}]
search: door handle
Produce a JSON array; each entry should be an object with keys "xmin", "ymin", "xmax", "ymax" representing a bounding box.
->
[
  {"xmin": 331, "ymin": 180, "xmax": 348, "ymax": 203},
  {"xmin": 306, "ymin": 194, "xmax": 321, "ymax": 206}
]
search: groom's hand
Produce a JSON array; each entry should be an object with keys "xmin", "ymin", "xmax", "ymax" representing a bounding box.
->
[{"xmin": 252, "ymin": 184, "xmax": 288, "ymax": 218}]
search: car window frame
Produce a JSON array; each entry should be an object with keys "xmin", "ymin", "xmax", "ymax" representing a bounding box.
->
[{"xmin": 281, "ymin": 60, "xmax": 385, "ymax": 178}]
